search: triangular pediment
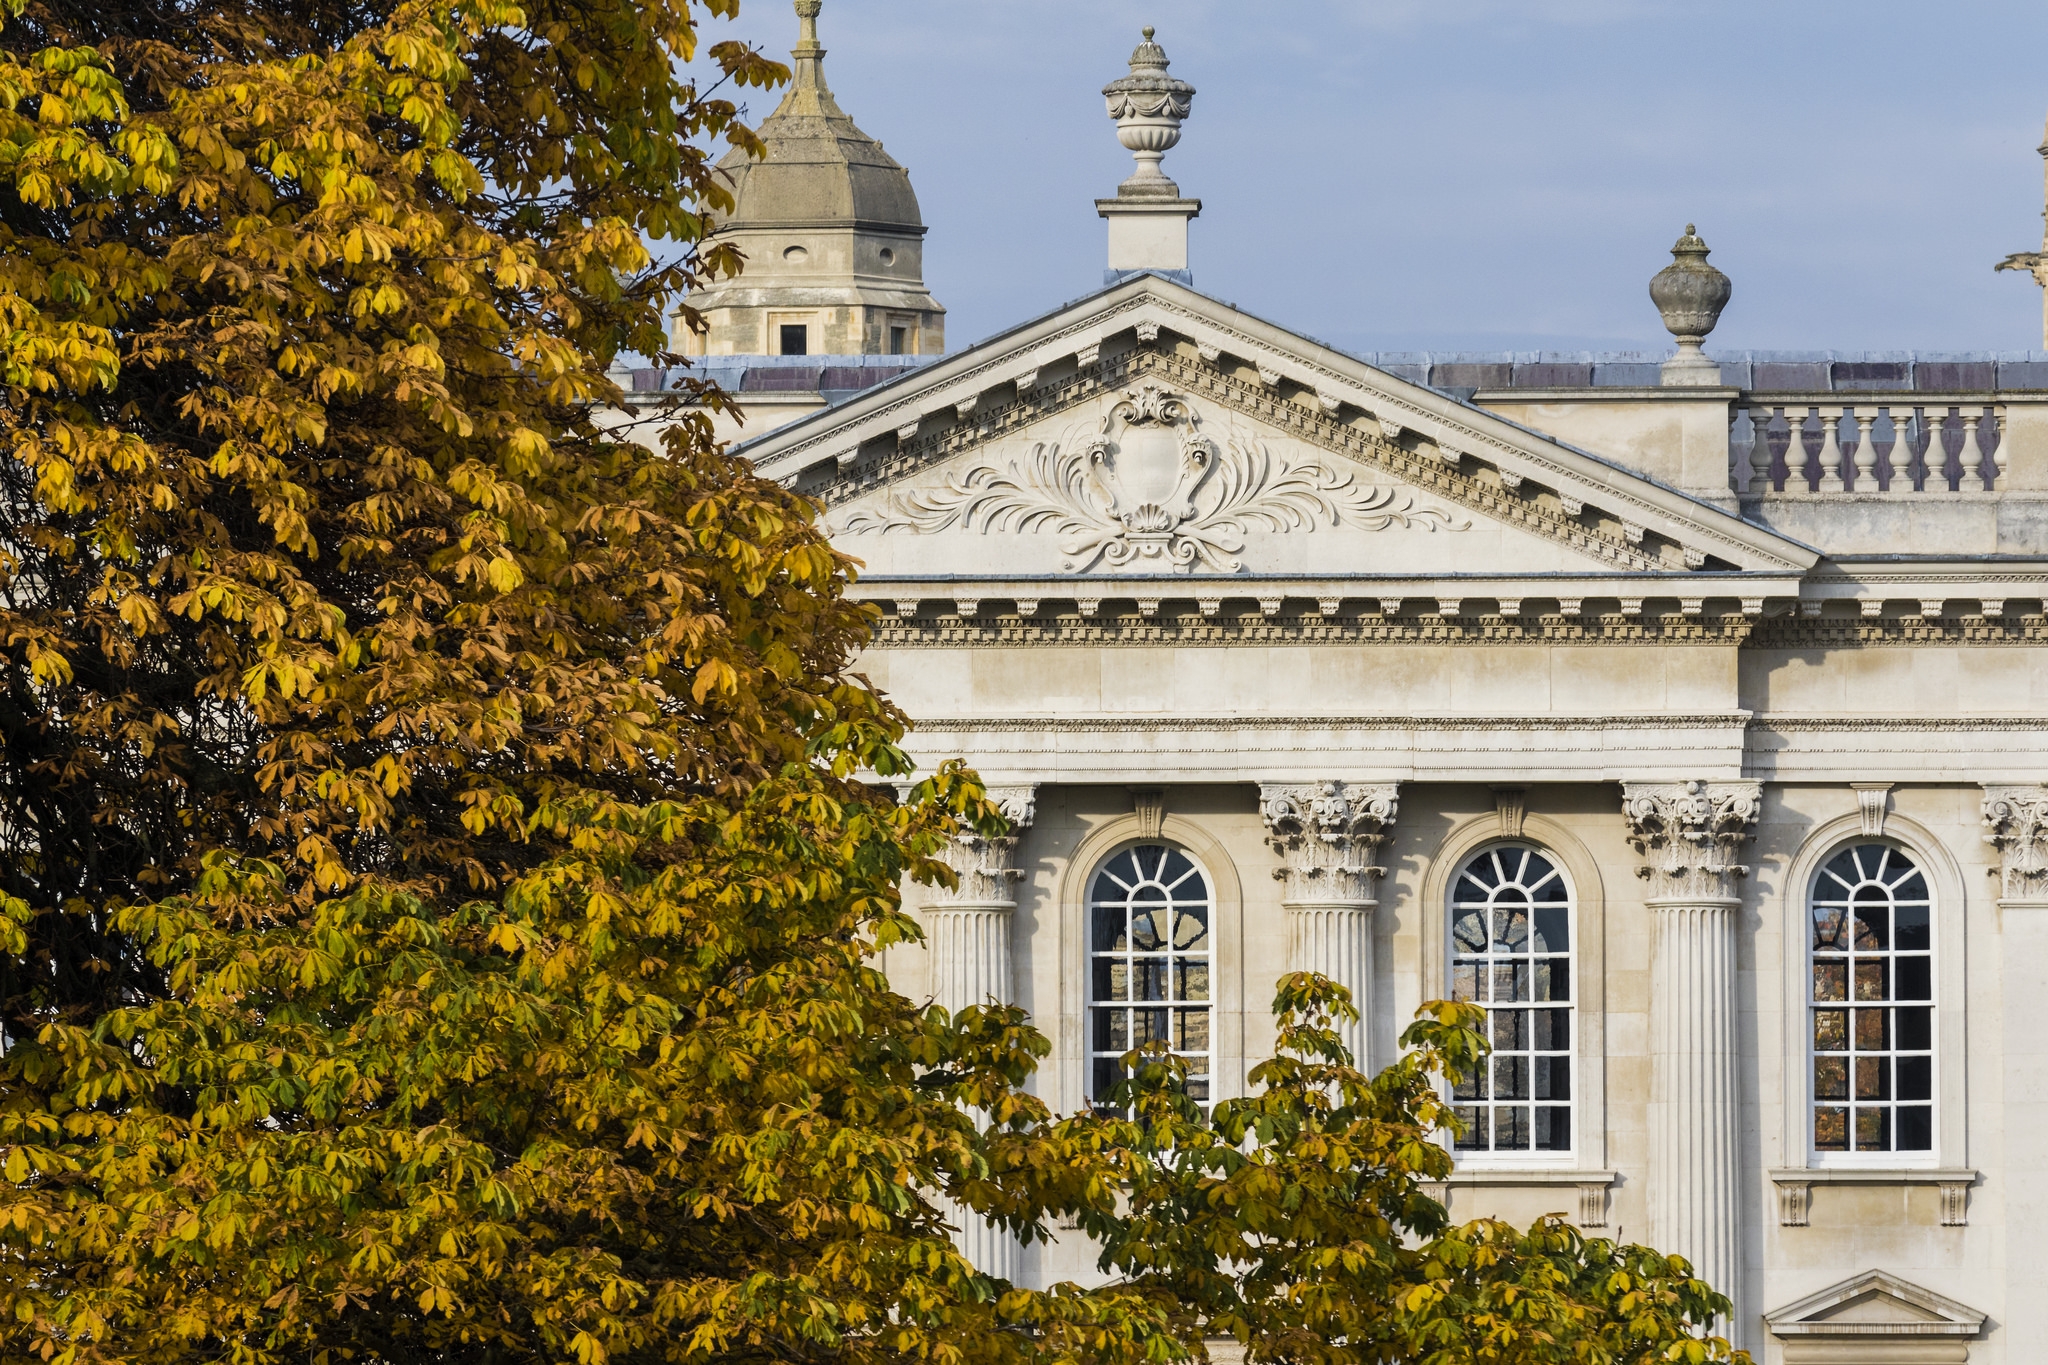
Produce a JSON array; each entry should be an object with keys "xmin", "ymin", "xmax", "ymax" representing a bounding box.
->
[
  {"xmin": 1764, "ymin": 1270, "xmax": 1985, "ymax": 1339},
  {"xmin": 740, "ymin": 275, "xmax": 1817, "ymax": 592}
]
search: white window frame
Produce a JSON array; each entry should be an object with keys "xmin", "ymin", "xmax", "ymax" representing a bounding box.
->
[
  {"xmin": 1804, "ymin": 840, "xmax": 1937, "ymax": 1165},
  {"xmin": 1083, "ymin": 840, "xmax": 1216, "ymax": 1116},
  {"xmin": 1444, "ymin": 841, "xmax": 1580, "ymax": 1165},
  {"xmin": 1777, "ymin": 812, "xmax": 1968, "ymax": 1174}
]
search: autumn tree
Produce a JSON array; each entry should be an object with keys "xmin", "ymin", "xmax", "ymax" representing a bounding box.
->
[{"xmin": 0, "ymin": 0, "xmax": 1749, "ymax": 1361}]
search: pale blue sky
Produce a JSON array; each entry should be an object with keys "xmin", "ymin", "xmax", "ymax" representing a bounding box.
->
[{"xmin": 686, "ymin": 0, "xmax": 2048, "ymax": 355}]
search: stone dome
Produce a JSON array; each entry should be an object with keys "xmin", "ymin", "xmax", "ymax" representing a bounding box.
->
[{"xmin": 713, "ymin": 6, "xmax": 924, "ymax": 233}]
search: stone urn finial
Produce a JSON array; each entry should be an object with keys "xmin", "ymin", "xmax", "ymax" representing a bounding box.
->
[
  {"xmin": 1103, "ymin": 26, "xmax": 1196, "ymax": 198},
  {"xmin": 1651, "ymin": 224, "xmax": 1731, "ymax": 387}
]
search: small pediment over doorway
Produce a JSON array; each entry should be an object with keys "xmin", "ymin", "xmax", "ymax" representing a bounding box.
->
[{"xmin": 1763, "ymin": 1269, "xmax": 1986, "ymax": 1363}]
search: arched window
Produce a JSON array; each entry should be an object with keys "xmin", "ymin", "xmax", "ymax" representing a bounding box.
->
[
  {"xmin": 1448, "ymin": 844, "xmax": 1574, "ymax": 1155},
  {"xmin": 1809, "ymin": 843, "xmax": 1933, "ymax": 1155},
  {"xmin": 1087, "ymin": 843, "xmax": 1212, "ymax": 1115}
]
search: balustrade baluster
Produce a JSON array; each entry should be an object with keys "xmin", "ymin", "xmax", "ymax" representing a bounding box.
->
[
  {"xmin": 1991, "ymin": 406, "xmax": 2009, "ymax": 491},
  {"xmin": 1850, "ymin": 409, "xmax": 1878, "ymax": 490},
  {"xmin": 1820, "ymin": 408, "xmax": 1848, "ymax": 492},
  {"xmin": 1926, "ymin": 408, "xmax": 1955, "ymax": 490},
  {"xmin": 1788, "ymin": 407, "xmax": 1816, "ymax": 490},
  {"xmin": 1963, "ymin": 411, "xmax": 1987, "ymax": 493},
  {"xmin": 1749, "ymin": 406, "xmax": 1775, "ymax": 493},
  {"xmin": 1883, "ymin": 408, "xmax": 1913, "ymax": 491}
]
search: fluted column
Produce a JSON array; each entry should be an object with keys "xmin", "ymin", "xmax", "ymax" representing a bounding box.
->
[
  {"xmin": 1621, "ymin": 780, "xmax": 1761, "ymax": 1330},
  {"xmin": 924, "ymin": 784, "xmax": 1036, "ymax": 1282},
  {"xmin": 1983, "ymin": 785, "xmax": 2048, "ymax": 1351},
  {"xmin": 1259, "ymin": 781, "xmax": 1398, "ymax": 1070}
]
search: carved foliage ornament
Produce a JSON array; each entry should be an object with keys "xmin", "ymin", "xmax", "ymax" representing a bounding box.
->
[
  {"xmin": 1260, "ymin": 780, "xmax": 1399, "ymax": 904},
  {"xmin": 1982, "ymin": 784, "xmax": 2048, "ymax": 901},
  {"xmin": 1621, "ymin": 780, "xmax": 1762, "ymax": 902},
  {"xmin": 839, "ymin": 385, "xmax": 1467, "ymax": 573},
  {"xmin": 931, "ymin": 785, "xmax": 1038, "ymax": 908}
]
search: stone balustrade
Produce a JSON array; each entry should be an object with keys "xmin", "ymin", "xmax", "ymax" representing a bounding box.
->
[{"xmin": 1735, "ymin": 397, "xmax": 2007, "ymax": 494}]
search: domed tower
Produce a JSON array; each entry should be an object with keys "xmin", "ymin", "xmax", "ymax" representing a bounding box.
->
[{"xmin": 678, "ymin": 0, "xmax": 945, "ymax": 357}]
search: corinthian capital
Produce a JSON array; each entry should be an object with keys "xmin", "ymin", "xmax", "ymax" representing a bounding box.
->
[
  {"xmin": 1982, "ymin": 784, "xmax": 2048, "ymax": 902},
  {"xmin": 931, "ymin": 785, "xmax": 1037, "ymax": 908},
  {"xmin": 1260, "ymin": 781, "xmax": 1398, "ymax": 905},
  {"xmin": 1621, "ymin": 780, "xmax": 1762, "ymax": 903}
]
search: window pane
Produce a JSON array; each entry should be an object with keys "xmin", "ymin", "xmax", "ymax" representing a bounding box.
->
[
  {"xmin": 1454, "ymin": 1106, "xmax": 1487, "ymax": 1150},
  {"xmin": 1533, "ymin": 904, "xmax": 1569, "ymax": 953},
  {"xmin": 1896, "ymin": 1007, "xmax": 1932, "ymax": 1052},
  {"xmin": 1176, "ymin": 961, "xmax": 1210, "ymax": 1002},
  {"xmin": 1854, "ymin": 1008, "xmax": 1889, "ymax": 1051},
  {"xmin": 1854, "ymin": 1106, "xmax": 1889, "ymax": 1151},
  {"xmin": 1095, "ymin": 959, "xmax": 1128, "ymax": 1003},
  {"xmin": 1853, "ymin": 961, "xmax": 1888, "ymax": 1002},
  {"xmin": 1492, "ymin": 962, "xmax": 1529, "ymax": 1002},
  {"xmin": 1134, "ymin": 1008, "xmax": 1168, "ymax": 1044},
  {"xmin": 1814, "ymin": 1056, "xmax": 1847, "ymax": 1100},
  {"xmin": 1092, "ymin": 904, "xmax": 1127, "ymax": 951},
  {"xmin": 1093, "ymin": 1007, "xmax": 1127, "ymax": 1051},
  {"xmin": 1535, "ymin": 960, "xmax": 1570, "ymax": 1003},
  {"xmin": 1854, "ymin": 1055, "xmax": 1890, "ymax": 1101},
  {"xmin": 1452, "ymin": 907, "xmax": 1488, "ymax": 953},
  {"xmin": 1895, "ymin": 956, "xmax": 1931, "ymax": 1002},
  {"xmin": 1812, "ymin": 905, "xmax": 1848, "ymax": 950},
  {"xmin": 1896, "ymin": 1055, "xmax": 1932, "ymax": 1101},
  {"xmin": 1815, "ymin": 1106, "xmax": 1848, "ymax": 1150},
  {"xmin": 1813, "ymin": 962, "xmax": 1847, "ymax": 1001},
  {"xmin": 1896, "ymin": 1105, "xmax": 1933, "ymax": 1151},
  {"xmin": 1534, "ymin": 1056, "xmax": 1571, "ymax": 1101},
  {"xmin": 1536, "ymin": 1106, "xmax": 1570, "ymax": 1150},
  {"xmin": 1175, "ymin": 1009, "xmax": 1209, "ymax": 1052},
  {"xmin": 1814, "ymin": 1009, "xmax": 1848, "ymax": 1051},
  {"xmin": 1894, "ymin": 904, "xmax": 1930, "ymax": 952},
  {"xmin": 1495, "ymin": 1106, "xmax": 1531, "ymax": 1150},
  {"xmin": 1852, "ymin": 900, "xmax": 1889, "ymax": 950},
  {"xmin": 1534, "ymin": 1008, "xmax": 1570, "ymax": 1051},
  {"xmin": 1093, "ymin": 1058, "xmax": 1124, "ymax": 1107},
  {"xmin": 1131, "ymin": 910, "xmax": 1166, "ymax": 951},
  {"xmin": 1492, "ymin": 1009, "xmax": 1526, "ymax": 1051},
  {"xmin": 1172, "ymin": 907, "xmax": 1209, "ymax": 951},
  {"xmin": 1452, "ymin": 962, "xmax": 1479, "ymax": 1002},
  {"xmin": 1134, "ymin": 960, "xmax": 1168, "ymax": 1001},
  {"xmin": 1492, "ymin": 907, "xmax": 1529, "ymax": 952},
  {"xmin": 1493, "ymin": 1056, "xmax": 1528, "ymax": 1100}
]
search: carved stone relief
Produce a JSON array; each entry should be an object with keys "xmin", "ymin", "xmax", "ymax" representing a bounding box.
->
[
  {"xmin": 1621, "ymin": 780, "xmax": 1764, "ymax": 901},
  {"xmin": 836, "ymin": 383, "xmax": 1467, "ymax": 573},
  {"xmin": 1982, "ymin": 783, "xmax": 2048, "ymax": 901},
  {"xmin": 1259, "ymin": 780, "xmax": 1399, "ymax": 904},
  {"xmin": 929, "ymin": 785, "xmax": 1038, "ymax": 907}
]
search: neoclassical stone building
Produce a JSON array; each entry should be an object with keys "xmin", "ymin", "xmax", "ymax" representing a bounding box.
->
[{"xmin": 628, "ymin": 8, "xmax": 2048, "ymax": 1360}]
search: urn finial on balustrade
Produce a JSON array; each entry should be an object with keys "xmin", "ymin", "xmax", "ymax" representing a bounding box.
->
[
  {"xmin": 1097, "ymin": 27, "xmax": 1202, "ymax": 285},
  {"xmin": 1651, "ymin": 224, "xmax": 1732, "ymax": 387}
]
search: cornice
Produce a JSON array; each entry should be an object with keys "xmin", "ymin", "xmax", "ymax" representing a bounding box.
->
[
  {"xmin": 908, "ymin": 714, "xmax": 1751, "ymax": 734},
  {"xmin": 1746, "ymin": 615, "xmax": 2048, "ymax": 647},
  {"xmin": 865, "ymin": 610, "xmax": 1756, "ymax": 648}
]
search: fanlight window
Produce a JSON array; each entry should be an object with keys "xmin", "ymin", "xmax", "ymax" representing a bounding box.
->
[
  {"xmin": 1810, "ymin": 844, "xmax": 1933, "ymax": 1155},
  {"xmin": 1449, "ymin": 845, "xmax": 1574, "ymax": 1154},
  {"xmin": 1087, "ymin": 843, "xmax": 1212, "ymax": 1114}
]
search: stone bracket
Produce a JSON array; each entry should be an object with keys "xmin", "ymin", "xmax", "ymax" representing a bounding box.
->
[{"xmin": 1767, "ymin": 1168, "xmax": 1976, "ymax": 1227}]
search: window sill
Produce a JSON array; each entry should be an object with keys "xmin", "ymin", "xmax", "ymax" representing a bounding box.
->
[
  {"xmin": 1426, "ymin": 1168, "xmax": 1616, "ymax": 1226},
  {"xmin": 1767, "ymin": 1167, "xmax": 1976, "ymax": 1227}
]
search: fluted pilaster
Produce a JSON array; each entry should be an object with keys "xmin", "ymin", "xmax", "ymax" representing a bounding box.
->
[
  {"xmin": 1260, "ymin": 781, "xmax": 1397, "ymax": 1069},
  {"xmin": 924, "ymin": 784, "xmax": 1035, "ymax": 1282},
  {"xmin": 1983, "ymin": 784, "xmax": 2048, "ymax": 1349},
  {"xmin": 1622, "ymin": 779, "xmax": 1760, "ymax": 1329}
]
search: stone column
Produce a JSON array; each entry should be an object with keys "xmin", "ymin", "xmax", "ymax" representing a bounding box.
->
[
  {"xmin": 923, "ymin": 784, "xmax": 1035, "ymax": 1282},
  {"xmin": 1621, "ymin": 780, "xmax": 1762, "ymax": 1329},
  {"xmin": 1982, "ymin": 785, "xmax": 2048, "ymax": 1352},
  {"xmin": 1259, "ymin": 781, "xmax": 1398, "ymax": 1070}
]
